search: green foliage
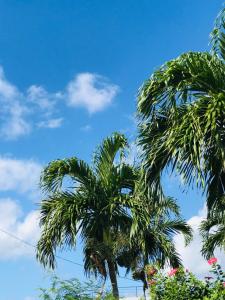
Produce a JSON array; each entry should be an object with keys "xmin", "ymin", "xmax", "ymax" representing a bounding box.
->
[
  {"xmin": 36, "ymin": 132, "xmax": 192, "ymax": 298},
  {"xmin": 146, "ymin": 262, "xmax": 225, "ymax": 300},
  {"xmin": 137, "ymin": 5, "xmax": 225, "ymax": 256},
  {"xmin": 37, "ymin": 133, "xmax": 134, "ymax": 298},
  {"xmin": 39, "ymin": 276, "xmax": 115, "ymax": 300},
  {"xmin": 200, "ymin": 207, "xmax": 225, "ymax": 257}
]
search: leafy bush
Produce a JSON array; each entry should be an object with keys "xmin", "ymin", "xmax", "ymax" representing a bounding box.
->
[
  {"xmin": 39, "ymin": 276, "xmax": 115, "ymax": 300},
  {"xmin": 146, "ymin": 258, "xmax": 225, "ymax": 300}
]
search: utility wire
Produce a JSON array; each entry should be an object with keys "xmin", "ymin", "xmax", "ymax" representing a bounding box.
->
[
  {"xmin": 118, "ymin": 275, "xmax": 136, "ymax": 282},
  {"xmin": 0, "ymin": 227, "xmax": 84, "ymax": 267},
  {"xmin": 0, "ymin": 227, "xmax": 136, "ymax": 281}
]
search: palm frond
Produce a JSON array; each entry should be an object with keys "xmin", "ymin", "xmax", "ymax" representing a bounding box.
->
[
  {"xmin": 138, "ymin": 52, "xmax": 224, "ymax": 120},
  {"xmin": 37, "ymin": 191, "xmax": 83, "ymax": 268},
  {"xmin": 211, "ymin": 6, "xmax": 225, "ymax": 61},
  {"xmin": 40, "ymin": 157, "xmax": 96, "ymax": 193},
  {"xmin": 200, "ymin": 207, "xmax": 225, "ymax": 258},
  {"xmin": 93, "ymin": 132, "xmax": 128, "ymax": 181}
]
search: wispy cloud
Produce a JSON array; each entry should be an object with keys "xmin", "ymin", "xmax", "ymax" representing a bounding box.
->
[
  {"xmin": 0, "ymin": 67, "xmax": 31, "ymax": 139},
  {"xmin": 80, "ymin": 124, "xmax": 92, "ymax": 132},
  {"xmin": 0, "ymin": 66, "xmax": 18, "ymax": 98},
  {"xmin": 0, "ymin": 102, "xmax": 31, "ymax": 139},
  {"xmin": 27, "ymin": 85, "xmax": 58, "ymax": 112},
  {"xmin": 0, "ymin": 67, "xmax": 119, "ymax": 139},
  {"xmin": 37, "ymin": 117, "xmax": 63, "ymax": 129}
]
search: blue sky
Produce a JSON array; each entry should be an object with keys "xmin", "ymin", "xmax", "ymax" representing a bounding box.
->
[{"xmin": 0, "ymin": 1, "xmax": 224, "ymax": 299}]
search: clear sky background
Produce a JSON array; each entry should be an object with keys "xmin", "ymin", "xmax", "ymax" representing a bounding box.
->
[{"xmin": 0, "ymin": 1, "xmax": 224, "ymax": 299}]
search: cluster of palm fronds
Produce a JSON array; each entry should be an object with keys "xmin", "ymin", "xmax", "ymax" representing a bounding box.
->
[{"xmin": 137, "ymin": 7, "xmax": 225, "ymax": 258}]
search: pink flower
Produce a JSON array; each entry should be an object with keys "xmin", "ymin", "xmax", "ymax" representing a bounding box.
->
[
  {"xmin": 208, "ymin": 257, "xmax": 217, "ymax": 265},
  {"xmin": 148, "ymin": 279, "xmax": 156, "ymax": 285},
  {"xmin": 223, "ymin": 282, "xmax": 225, "ymax": 287},
  {"xmin": 168, "ymin": 268, "xmax": 178, "ymax": 276},
  {"xmin": 147, "ymin": 267, "xmax": 157, "ymax": 276}
]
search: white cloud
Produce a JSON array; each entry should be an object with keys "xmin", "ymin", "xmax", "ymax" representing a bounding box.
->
[
  {"xmin": 0, "ymin": 157, "xmax": 42, "ymax": 259},
  {"xmin": 27, "ymin": 85, "xmax": 56, "ymax": 111},
  {"xmin": 0, "ymin": 67, "xmax": 119, "ymax": 139},
  {"xmin": 38, "ymin": 117, "xmax": 63, "ymax": 129},
  {"xmin": 0, "ymin": 199, "xmax": 39, "ymax": 258},
  {"xmin": 0, "ymin": 157, "xmax": 42, "ymax": 195},
  {"xmin": 66, "ymin": 73, "xmax": 119, "ymax": 113},
  {"xmin": 0, "ymin": 67, "xmax": 31, "ymax": 139},
  {"xmin": 1, "ymin": 101, "xmax": 31, "ymax": 139},
  {"xmin": 174, "ymin": 206, "xmax": 225, "ymax": 277},
  {"xmin": 26, "ymin": 85, "xmax": 63, "ymax": 114},
  {"xmin": 0, "ymin": 198, "xmax": 40, "ymax": 259}
]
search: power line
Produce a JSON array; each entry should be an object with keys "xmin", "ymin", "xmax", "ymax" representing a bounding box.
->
[
  {"xmin": 0, "ymin": 227, "xmax": 35, "ymax": 248},
  {"xmin": 0, "ymin": 227, "xmax": 84, "ymax": 267},
  {"xmin": 0, "ymin": 227, "xmax": 136, "ymax": 282},
  {"xmin": 118, "ymin": 275, "xmax": 136, "ymax": 282}
]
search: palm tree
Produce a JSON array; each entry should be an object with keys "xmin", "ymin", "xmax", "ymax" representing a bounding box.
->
[
  {"xmin": 137, "ymin": 7, "xmax": 225, "ymax": 256},
  {"xmin": 36, "ymin": 133, "xmax": 192, "ymax": 298},
  {"xmin": 37, "ymin": 133, "xmax": 136, "ymax": 299},
  {"xmin": 126, "ymin": 180, "xmax": 192, "ymax": 293}
]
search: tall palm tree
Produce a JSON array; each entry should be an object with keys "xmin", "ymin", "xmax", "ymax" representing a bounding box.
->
[
  {"xmin": 36, "ymin": 133, "xmax": 192, "ymax": 298},
  {"xmin": 137, "ymin": 7, "xmax": 225, "ymax": 256},
  {"xmin": 37, "ymin": 133, "xmax": 136, "ymax": 299}
]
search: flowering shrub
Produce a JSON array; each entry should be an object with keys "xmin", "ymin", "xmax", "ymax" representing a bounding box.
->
[{"xmin": 146, "ymin": 259, "xmax": 225, "ymax": 300}]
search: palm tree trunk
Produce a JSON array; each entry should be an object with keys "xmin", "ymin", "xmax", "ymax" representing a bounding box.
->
[{"xmin": 107, "ymin": 260, "xmax": 119, "ymax": 299}]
